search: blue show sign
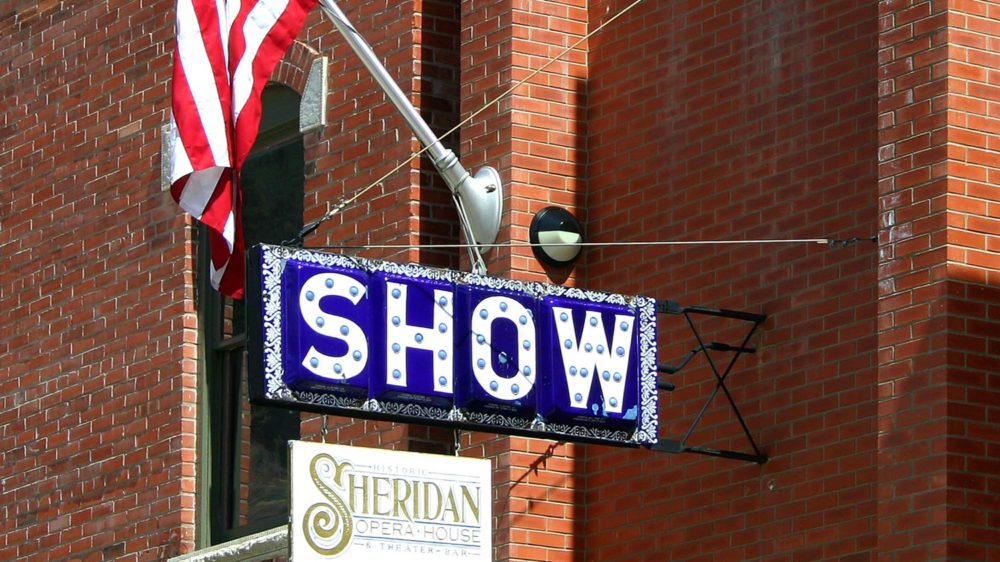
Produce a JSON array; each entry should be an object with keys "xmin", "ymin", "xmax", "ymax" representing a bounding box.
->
[{"xmin": 248, "ymin": 245, "xmax": 659, "ymax": 446}]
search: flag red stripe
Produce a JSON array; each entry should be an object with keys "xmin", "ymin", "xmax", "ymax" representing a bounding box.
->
[{"xmin": 171, "ymin": 61, "xmax": 219, "ymax": 172}]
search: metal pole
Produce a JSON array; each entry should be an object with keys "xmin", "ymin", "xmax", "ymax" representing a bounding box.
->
[{"xmin": 316, "ymin": 0, "xmax": 502, "ymax": 269}]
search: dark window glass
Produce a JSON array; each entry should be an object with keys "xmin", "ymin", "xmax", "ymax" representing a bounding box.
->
[{"xmin": 201, "ymin": 84, "xmax": 304, "ymax": 544}]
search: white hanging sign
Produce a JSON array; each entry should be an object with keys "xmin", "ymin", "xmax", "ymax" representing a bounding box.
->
[{"xmin": 289, "ymin": 441, "xmax": 492, "ymax": 561}]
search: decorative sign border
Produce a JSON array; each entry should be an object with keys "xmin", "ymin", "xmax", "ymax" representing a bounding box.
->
[{"xmin": 248, "ymin": 244, "xmax": 658, "ymax": 446}]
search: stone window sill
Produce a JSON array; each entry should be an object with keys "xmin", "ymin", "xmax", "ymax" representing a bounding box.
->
[{"xmin": 168, "ymin": 527, "xmax": 288, "ymax": 562}]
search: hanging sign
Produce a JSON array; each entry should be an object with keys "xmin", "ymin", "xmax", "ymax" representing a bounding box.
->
[
  {"xmin": 248, "ymin": 244, "xmax": 659, "ymax": 445},
  {"xmin": 289, "ymin": 441, "xmax": 492, "ymax": 561}
]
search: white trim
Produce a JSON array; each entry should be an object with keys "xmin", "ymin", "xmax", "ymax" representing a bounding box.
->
[{"xmin": 169, "ymin": 526, "xmax": 288, "ymax": 562}]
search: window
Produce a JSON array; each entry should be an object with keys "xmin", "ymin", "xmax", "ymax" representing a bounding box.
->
[{"xmin": 198, "ymin": 84, "xmax": 304, "ymax": 545}]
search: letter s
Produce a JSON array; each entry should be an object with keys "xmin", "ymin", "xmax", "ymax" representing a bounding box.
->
[{"xmin": 299, "ymin": 273, "xmax": 368, "ymax": 380}]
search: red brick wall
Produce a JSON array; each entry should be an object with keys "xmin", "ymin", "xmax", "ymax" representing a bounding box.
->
[
  {"xmin": 876, "ymin": 0, "xmax": 1000, "ymax": 559},
  {"xmin": 0, "ymin": 2, "xmax": 196, "ymax": 559},
  {"xmin": 584, "ymin": 1, "xmax": 880, "ymax": 560}
]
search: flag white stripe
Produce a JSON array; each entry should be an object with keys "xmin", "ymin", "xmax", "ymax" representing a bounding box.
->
[
  {"xmin": 178, "ymin": 167, "xmax": 226, "ymax": 221},
  {"xmin": 176, "ymin": 0, "xmax": 232, "ymax": 167},
  {"xmin": 232, "ymin": 0, "xmax": 291, "ymax": 122},
  {"xmin": 221, "ymin": 209, "xmax": 236, "ymax": 252}
]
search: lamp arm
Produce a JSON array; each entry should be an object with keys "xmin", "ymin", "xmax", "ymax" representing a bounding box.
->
[{"xmin": 317, "ymin": 0, "xmax": 502, "ymax": 271}]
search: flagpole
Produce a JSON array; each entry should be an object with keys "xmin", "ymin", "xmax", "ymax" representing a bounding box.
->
[{"xmin": 317, "ymin": 0, "xmax": 502, "ymax": 274}]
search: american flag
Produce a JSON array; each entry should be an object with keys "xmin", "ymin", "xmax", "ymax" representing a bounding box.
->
[{"xmin": 168, "ymin": 0, "xmax": 316, "ymax": 298}]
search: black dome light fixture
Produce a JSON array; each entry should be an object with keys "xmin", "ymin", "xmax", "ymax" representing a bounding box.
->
[{"xmin": 529, "ymin": 206, "xmax": 584, "ymax": 267}]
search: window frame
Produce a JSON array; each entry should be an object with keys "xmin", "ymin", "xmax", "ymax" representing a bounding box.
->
[{"xmin": 196, "ymin": 84, "xmax": 306, "ymax": 548}]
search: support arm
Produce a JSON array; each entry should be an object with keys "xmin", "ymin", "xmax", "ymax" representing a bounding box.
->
[{"xmin": 317, "ymin": 0, "xmax": 503, "ymax": 273}]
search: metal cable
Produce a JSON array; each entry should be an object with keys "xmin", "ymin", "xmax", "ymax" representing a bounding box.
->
[{"xmin": 308, "ymin": 238, "xmax": 874, "ymax": 251}]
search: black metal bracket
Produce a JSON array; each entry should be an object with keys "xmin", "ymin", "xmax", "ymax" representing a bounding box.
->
[{"xmin": 648, "ymin": 300, "xmax": 768, "ymax": 464}]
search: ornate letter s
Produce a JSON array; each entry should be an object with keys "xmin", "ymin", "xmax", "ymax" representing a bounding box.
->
[{"xmin": 303, "ymin": 454, "xmax": 354, "ymax": 556}]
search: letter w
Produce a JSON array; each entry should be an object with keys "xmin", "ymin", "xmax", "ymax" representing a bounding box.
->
[{"xmin": 552, "ymin": 308, "xmax": 633, "ymax": 414}]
